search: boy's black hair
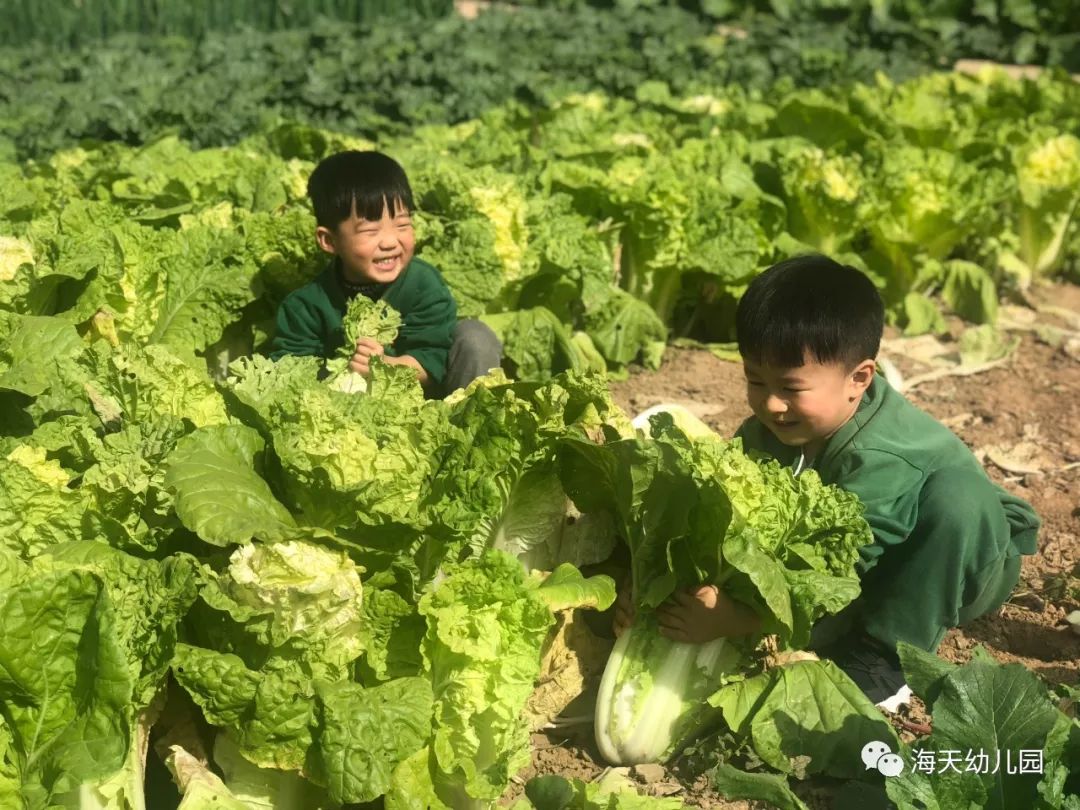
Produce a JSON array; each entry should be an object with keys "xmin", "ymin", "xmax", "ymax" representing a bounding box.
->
[
  {"xmin": 307, "ymin": 151, "xmax": 414, "ymax": 229},
  {"xmin": 736, "ymin": 254, "xmax": 884, "ymax": 369}
]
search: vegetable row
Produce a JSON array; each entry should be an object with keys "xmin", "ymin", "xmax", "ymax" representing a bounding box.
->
[
  {"xmin": 3, "ymin": 68, "xmax": 1078, "ymax": 383},
  {"xmin": 4, "ymin": 2, "xmax": 1077, "ymax": 163}
]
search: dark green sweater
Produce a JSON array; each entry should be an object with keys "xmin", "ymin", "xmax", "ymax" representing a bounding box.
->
[
  {"xmin": 269, "ymin": 258, "xmax": 457, "ymax": 383},
  {"xmin": 736, "ymin": 376, "xmax": 1039, "ymax": 574}
]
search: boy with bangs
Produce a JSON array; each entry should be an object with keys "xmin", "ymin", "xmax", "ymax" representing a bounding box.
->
[
  {"xmin": 616, "ymin": 255, "xmax": 1040, "ymax": 705},
  {"xmin": 270, "ymin": 150, "xmax": 501, "ymax": 396}
]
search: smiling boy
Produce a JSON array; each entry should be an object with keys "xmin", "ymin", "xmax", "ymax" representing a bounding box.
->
[
  {"xmin": 618, "ymin": 255, "xmax": 1040, "ymax": 704},
  {"xmin": 269, "ymin": 150, "xmax": 501, "ymax": 395}
]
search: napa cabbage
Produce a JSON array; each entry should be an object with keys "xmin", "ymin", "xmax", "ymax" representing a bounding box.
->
[
  {"xmin": 999, "ymin": 130, "xmax": 1080, "ymax": 287},
  {"xmin": 325, "ymin": 296, "xmax": 402, "ymax": 394},
  {"xmin": 561, "ymin": 412, "xmax": 872, "ymax": 765}
]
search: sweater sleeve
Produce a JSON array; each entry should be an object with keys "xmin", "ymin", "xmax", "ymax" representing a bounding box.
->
[
  {"xmin": 391, "ymin": 270, "xmax": 457, "ymax": 384},
  {"xmin": 999, "ymin": 486, "xmax": 1040, "ymax": 557},
  {"xmin": 831, "ymin": 448, "xmax": 925, "ymax": 575},
  {"xmin": 269, "ymin": 293, "xmax": 326, "ymax": 361}
]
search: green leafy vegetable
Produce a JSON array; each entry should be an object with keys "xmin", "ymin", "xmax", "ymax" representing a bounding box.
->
[
  {"xmin": 570, "ymin": 417, "xmax": 871, "ymax": 765},
  {"xmin": 325, "ymin": 297, "xmax": 402, "ymax": 394}
]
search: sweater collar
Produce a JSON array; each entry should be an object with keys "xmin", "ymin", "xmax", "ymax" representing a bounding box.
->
[
  {"xmin": 333, "ymin": 257, "xmax": 391, "ymax": 302},
  {"xmin": 815, "ymin": 374, "xmax": 887, "ymax": 470}
]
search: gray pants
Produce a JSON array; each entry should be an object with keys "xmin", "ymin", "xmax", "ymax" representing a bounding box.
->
[{"xmin": 438, "ymin": 318, "xmax": 503, "ymax": 398}]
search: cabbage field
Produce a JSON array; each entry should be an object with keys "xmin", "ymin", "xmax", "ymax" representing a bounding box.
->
[{"xmin": 1, "ymin": 2, "xmax": 1079, "ymax": 809}]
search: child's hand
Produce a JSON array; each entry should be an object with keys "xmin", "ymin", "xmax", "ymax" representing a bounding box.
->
[
  {"xmin": 349, "ymin": 337, "xmax": 385, "ymax": 376},
  {"xmin": 656, "ymin": 585, "xmax": 762, "ymax": 644},
  {"xmin": 613, "ymin": 579, "xmax": 635, "ymax": 638}
]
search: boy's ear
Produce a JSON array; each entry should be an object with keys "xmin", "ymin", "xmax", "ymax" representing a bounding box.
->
[
  {"xmin": 315, "ymin": 226, "xmax": 337, "ymax": 255},
  {"xmin": 850, "ymin": 359, "xmax": 876, "ymax": 395}
]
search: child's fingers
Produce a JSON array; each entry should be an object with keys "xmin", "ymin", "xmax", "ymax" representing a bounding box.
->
[
  {"xmin": 657, "ymin": 621, "xmax": 688, "ymax": 642},
  {"xmin": 694, "ymin": 584, "xmax": 720, "ymax": 602},
  {"xmin": 657, "ymin": 611, "xmax": 686, "ymax": 635},
  {"xmin": 671, "ymin": 590, "xmax": 697, "ymax": 607},
  {"xmin": 672, "ymin": 584, "xmax": 717, "ymax": 604},
  {"xmin": 350, "ymin": 350, "xmax": 373, "ymax": 372},
  {"xmin": 355, "ymin": 337, "xmax": 383, "ymax": 353},
  {"xmin": 655, "ymin": 599, "xmax": 681, "ymax": 619}
]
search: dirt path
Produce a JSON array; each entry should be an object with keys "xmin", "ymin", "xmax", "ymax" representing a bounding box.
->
[{"xmin": 513, "ymin": 281, "xmax": 1080, "ymax": 808}]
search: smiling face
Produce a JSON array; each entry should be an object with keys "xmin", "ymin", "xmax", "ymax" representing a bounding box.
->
[
  {"xmin": 316, "ymin": 198, "xmax": 415, "ymax": 285},
  {"xmin": 743, "ymin": 354, "xmax": 876, "ymax": 459}
]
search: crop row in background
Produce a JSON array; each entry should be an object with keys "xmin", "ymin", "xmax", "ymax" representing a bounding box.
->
[
  {"xmin": 3, "ymin": 2, "xmax": 1079, "ymax": 163},
  {"xmin": 3, "ymin": 69, "xmax": 1078, "ymax": 385}
]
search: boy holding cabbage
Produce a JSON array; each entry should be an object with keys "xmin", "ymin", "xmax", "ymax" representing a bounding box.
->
[
  {"xmin": 616, "ymin": 254, "xmax": 1040, "ymax": 705},
  {"xmin": 269, "ymin": 150, "xmax": 501, "ymax": 396}
]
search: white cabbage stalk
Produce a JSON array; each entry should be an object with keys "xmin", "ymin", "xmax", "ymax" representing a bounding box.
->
[
  {"xmin": 595, "ymin": 617, "xmax": 742, "ymax": 765},
  {"xmin": 631, "ymin": 403, "xmax": 716, "ymax": 440},
  {"xmin": 328, "ymin": 367, "xmax": 369, "ymax": 395}
]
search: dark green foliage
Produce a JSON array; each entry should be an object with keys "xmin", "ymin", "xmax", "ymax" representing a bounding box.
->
[
  {"xmin": 0, "ymin": 0, "xmax": 453, "ymax": 47},
  {"xmin": 1, "ymin": 3, "xmax": 1075, "ymax": 163},
  {"xmin": 520, "ymin": 0, "xmax": 1080, "ymax": 71}
]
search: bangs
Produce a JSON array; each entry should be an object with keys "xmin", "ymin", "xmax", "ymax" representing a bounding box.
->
[
  {"xmin": 344, "ymin": 181, "xmax": 413, "ymax": 223},
  {"xmin": 308, "ymin": 151, "xmax": 415, "ymax": 228},
  {"xmin": 739, "ymin": 304, "xmax": 847, "ymax": 369},
  {"xmin": 736, "ymin": 255, "xmax": 883, "ymax": 371}
]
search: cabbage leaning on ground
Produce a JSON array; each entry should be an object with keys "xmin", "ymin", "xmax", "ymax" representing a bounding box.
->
[{"xmin": 565, "ymin": 409, "xmax": 874, "ymax": 765}]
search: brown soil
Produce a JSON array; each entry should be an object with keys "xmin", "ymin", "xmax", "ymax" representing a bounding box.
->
[{"xmin": 511, "ymin": 281, "xmax": 1080, "ymax": 808}]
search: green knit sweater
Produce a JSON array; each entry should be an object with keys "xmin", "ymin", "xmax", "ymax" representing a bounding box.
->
[
  {"xmin": 736, "ymin": 376, "xmax": 1039, "ymax": 574},
  {"xmin": 269, "ymin": 257, "xmax": 457, "ymax": 383}
]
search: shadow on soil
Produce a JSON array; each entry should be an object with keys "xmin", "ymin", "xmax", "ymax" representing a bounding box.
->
[{"xmin": 962, "ymin": 613, "xmax": 1080, "ymax": 666}]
